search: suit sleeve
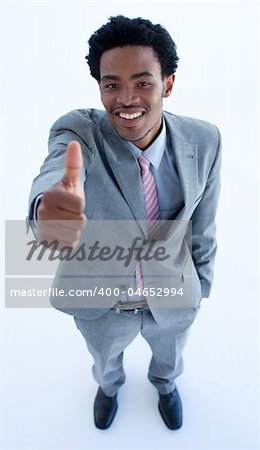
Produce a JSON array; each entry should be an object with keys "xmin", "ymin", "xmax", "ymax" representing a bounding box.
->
[
  {"xmin": 27, "ymin": 112, "xmax": 94, "ymax": 221},
  {"xmin": 191, "ymin": 126, "xmax": 222, "ymax": 298}
]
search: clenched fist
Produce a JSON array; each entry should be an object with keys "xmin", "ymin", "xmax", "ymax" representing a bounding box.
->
[{"xmin": 37, "ymin": 141, "xmax": 87, "ymax": 249}]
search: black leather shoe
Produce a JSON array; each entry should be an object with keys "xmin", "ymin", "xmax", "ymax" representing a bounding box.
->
[
  {"xmin": 94, "ymin": 387, "xmax": 118, "ymax": 429},
  {"xmin": 158, "ymin": 388, "xmax": 183, "ymax": 430}
]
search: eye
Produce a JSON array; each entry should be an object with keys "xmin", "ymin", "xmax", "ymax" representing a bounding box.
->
[
  {"xmin": 104, "ymin": 83, "xmax": 119, "ymax": 89},
  {"xmin": 138, "ymin": 81, "xmax": 151, "ymax": 87}
]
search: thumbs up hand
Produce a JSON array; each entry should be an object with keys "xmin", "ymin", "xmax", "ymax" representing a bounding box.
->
[
  {"xmin": 37, "ymin": 141, "xmax": 87, "ymax": 249},
  {"xmin": 62, "ymin": 141, "xmax": 85, "ymax": 196}
]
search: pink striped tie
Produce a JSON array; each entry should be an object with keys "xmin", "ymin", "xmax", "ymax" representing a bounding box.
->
[{"xmin": 135, "ymin": 154, "xmax": 160, "ymax": 292}]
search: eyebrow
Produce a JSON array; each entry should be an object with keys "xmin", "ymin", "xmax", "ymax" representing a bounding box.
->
[{"xmin": 101, "ymin": 71, "xmax": 154, "ymax": 81}]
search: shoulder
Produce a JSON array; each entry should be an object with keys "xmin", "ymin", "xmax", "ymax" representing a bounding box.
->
[
  {"xmin": 49, "ymin": 109, "xmax": 107, "ymax": 153},
  {"xmin": 163, "ymin": 111, "xmax": 220, "ymax": 145},
  {"xmin": 50, "ymin": 108, "xmax": 106, "ymax": 132}
]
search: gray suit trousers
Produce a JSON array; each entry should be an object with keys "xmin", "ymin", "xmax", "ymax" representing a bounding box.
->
[{"xmin": 74, "ymin": 306, "xmax": 200, "ymax": 397}]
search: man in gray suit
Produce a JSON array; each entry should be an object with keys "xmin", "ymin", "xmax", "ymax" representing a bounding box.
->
[{"xmin": 29, "ymin": 16, "xmax": 221, "ymax": 430}]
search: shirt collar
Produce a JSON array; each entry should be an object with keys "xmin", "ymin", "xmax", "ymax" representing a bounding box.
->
[{"xmin": 126, "ymin": 117, "xmax": 166, "ymax": 170}]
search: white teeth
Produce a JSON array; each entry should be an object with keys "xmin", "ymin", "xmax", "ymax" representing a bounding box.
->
[{"xmin": 119, "ymin": 112, "xmax": 143, "ymax": 120}]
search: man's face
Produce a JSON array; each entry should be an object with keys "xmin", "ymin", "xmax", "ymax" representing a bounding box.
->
[{"xmin": 99, "ymin": 46, "xmax": 175, "ymax": 149}]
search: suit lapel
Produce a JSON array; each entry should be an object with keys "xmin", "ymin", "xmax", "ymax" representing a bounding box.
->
[
  {"xmin": 164, "ymin": 113, "xmax": 199, "ymax": 219},
  {"xmin": 99, "ymin": 115, "xmax": 147, "ymax": 235}
]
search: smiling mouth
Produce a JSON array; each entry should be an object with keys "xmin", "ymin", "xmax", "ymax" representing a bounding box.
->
[
  {"xmin": 114, "ymin": 111, "xmax": 146, "ymax": 128},
  {"xmin": 117, "ymin": 111, "xmax": 144, "ymax": 120}
]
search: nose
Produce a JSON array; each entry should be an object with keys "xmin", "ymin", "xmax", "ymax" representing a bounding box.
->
[{"xmin": 116, "ymin": 87, "xmax": 139, "ymax": 105}]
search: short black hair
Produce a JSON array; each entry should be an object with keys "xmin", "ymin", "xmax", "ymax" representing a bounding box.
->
[{"xmin": 86, "ymin": 15, "xmax": 179, "ymax": 81}]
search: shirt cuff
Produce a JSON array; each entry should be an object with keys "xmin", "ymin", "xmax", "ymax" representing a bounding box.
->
[{"xmin": 33, "ymin": 194, "xmax": 43, "ymax": 224}]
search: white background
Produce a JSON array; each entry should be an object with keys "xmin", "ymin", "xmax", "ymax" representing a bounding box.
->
[{"xmin": 0, "ymin": 1, "xmax": 259, "ymax": 449}]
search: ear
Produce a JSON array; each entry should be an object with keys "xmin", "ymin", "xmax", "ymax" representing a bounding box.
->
[{"xmin": 163, "ymin": 74, "xmax": 175, "ymax": 98}]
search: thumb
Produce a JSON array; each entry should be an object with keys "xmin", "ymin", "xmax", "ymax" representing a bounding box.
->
[{"xmin": 64, "ymin": 140, "xmax": 83, "ymax": 185}]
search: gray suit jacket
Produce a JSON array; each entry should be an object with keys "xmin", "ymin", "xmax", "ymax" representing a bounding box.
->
[{"xmin": 28, "ymin": 109, "xmax": 221, "ymax": 328}]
